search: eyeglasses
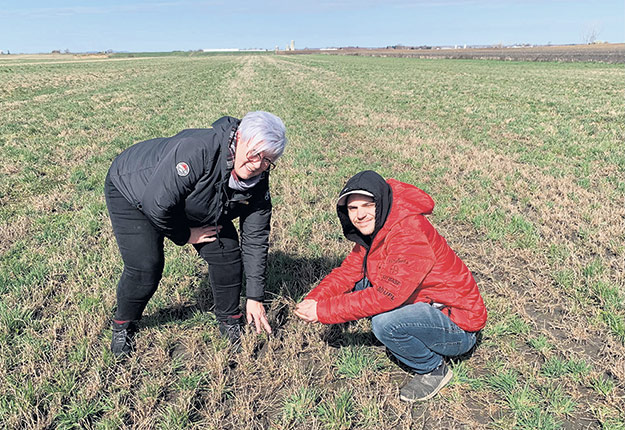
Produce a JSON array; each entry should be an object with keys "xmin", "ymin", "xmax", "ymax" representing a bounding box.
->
[{"xmin": 246, "ymin": 150, "xmax": 276, "ymax": 171}]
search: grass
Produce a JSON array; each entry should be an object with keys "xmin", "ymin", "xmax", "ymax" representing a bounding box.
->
[
  {"xmin": 317, "ymin": 390, "xmax": 354, "ymax": 430},
  {"xmin": 334, "ymin": 345, "xmax": 387, "ymax": 378},
  {"xmin": 0, "ymin": 53, "xmax": 624, "ymax": 428}
]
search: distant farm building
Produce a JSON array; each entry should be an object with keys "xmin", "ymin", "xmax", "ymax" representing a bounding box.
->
[
  {"xmin": 203, "ymin": 48, "xmax": 240, "ymax": 52},
  {"xmin": 202, "ymin": 48, "xmax": 267, "ymax": 53}
]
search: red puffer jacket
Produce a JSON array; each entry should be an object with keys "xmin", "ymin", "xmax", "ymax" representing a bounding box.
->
[{"xmin": 306, "ymin": 179, "xmax": 487, "ymax": 332}]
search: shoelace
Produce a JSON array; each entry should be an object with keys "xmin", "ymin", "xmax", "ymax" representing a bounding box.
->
[{"xmin": 112, "ymin": 328, "xmax": 129, "ymax": 344}]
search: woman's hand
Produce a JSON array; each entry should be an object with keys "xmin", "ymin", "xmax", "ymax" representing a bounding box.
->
[
  {"xmin": 187, "ymin": 225, "xmax": 221, "ymax": 244},
  {"xmin": 294, "ymin": 299, "xmax": 318, "ymax": 323},
  {"xmin": 246, "ymin": 299, "xmax": 272, "ymax": 334}
]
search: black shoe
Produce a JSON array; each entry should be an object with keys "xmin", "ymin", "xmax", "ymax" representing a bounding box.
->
[
  {"xmin": 111, "ymin": 320, "xmax": 136, "ymax": 357},
  {"xmin": 400, "ymin": 362, "xmax": 453, "ymax": 402},
  {"xmin": 219, "ymin": 321, "xmax": 242, "ymax": 347}
]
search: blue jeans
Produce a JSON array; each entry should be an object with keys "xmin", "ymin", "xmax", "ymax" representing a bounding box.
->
[{"xmin": 354, "ymin": 278, "xmax": 477, "ymax": 374}]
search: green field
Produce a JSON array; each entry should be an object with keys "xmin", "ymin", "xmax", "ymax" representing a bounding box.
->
[{"xmin": 1, "ymin": 53, "xmax": 624, "ymax": 429}]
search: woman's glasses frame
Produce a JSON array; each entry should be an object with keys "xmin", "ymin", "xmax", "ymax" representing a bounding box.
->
[{"xmin": 246, "ymin": 150, "xmax": 276, "ymax": 171}]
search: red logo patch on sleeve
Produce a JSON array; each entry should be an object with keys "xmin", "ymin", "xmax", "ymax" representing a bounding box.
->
[{"xmin": 176, "ymin": 162, "xmax": 190, "ymax": 177}]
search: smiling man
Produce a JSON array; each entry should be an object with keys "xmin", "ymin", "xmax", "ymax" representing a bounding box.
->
[
  {"xmin": 295, "ymin": 170, "xmax": 487, "ymax": 402},
  {"xmin": 105, "ymin": 111, "xmax": 286, "ymax": 356}
]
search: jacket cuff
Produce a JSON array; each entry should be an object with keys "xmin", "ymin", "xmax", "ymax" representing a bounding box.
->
[
  {"xmin": 169, "ymin": 228, "xmax": 191, "ymax": 246},
  {"xmin": 316, "ymin": 300, "xmax": 330, "ymax": 324},
  {"xmin": 245, "ymin": 279, "xmax": 265, "ymax": 300},
  {"xmin": 317, "ymin": 299, "xmax": 353, "ymax": 325}
]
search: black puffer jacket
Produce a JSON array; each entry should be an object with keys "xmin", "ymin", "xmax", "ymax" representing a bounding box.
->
[{"xmin": 107, "ymin": 116, "xmax": 272, "ymax": 299}]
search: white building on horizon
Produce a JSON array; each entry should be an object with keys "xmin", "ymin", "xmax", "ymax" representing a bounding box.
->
[{"xmin": 202, "ymin": 48, "xmax": 240, "ymax": 52}]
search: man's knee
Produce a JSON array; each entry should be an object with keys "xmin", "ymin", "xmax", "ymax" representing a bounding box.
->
[
  {"xmin": 371, "ymin": 302, "xmax": 433, "ymax": 340},
  {"xmin": 371, "ymin": 311, "xmax": 396, "ymax": 341}
]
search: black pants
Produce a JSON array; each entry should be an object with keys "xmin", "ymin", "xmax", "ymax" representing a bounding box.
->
[{"xmin": 104, "ymin": 174, "xmax": 242, "ymax": 323}]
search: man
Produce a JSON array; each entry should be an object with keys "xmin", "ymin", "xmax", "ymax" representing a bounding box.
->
[
  {"xmin": 105, "ymin": 111, "xmax": 287, "ymax": 356},
  {"xmin": 295, "ymin": 170, "xmax": 487, "ymax": 402}
]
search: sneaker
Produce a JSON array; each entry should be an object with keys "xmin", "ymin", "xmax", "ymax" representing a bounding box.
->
[
  {"xmin": 399, "ymin": 362, "xmax": 453, "ymax": 402},
  {"xmin": 110, "ymin": 320, "xmax": 136, "ymax": 357},
  {"xmin": 218, "ymin": 321, "xmax": 242, "ymax": 347}
]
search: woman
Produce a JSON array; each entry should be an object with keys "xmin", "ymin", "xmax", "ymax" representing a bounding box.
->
[{"xmin": 104, "ymin": 111, "xmax": 287, "ymax": 356}]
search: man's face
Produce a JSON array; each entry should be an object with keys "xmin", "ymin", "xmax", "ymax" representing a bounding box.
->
[{"xmin": 346, "ymin": 194, "xmax": 376, "ymax": 236}]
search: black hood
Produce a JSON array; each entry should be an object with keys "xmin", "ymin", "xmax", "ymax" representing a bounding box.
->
[{"xmin": 337, "ymin": 170, "xmax": 393, "ymax": 249}]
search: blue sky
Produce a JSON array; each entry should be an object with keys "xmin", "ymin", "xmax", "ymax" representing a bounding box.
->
[{"xmin": 1, "ymin": 0, "xmax": 623, "ymax": 53}]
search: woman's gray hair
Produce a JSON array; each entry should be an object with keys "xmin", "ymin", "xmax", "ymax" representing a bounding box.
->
[{"xmin": 239, "ymin": 111, "xmax": 287, "ymax": 162}]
